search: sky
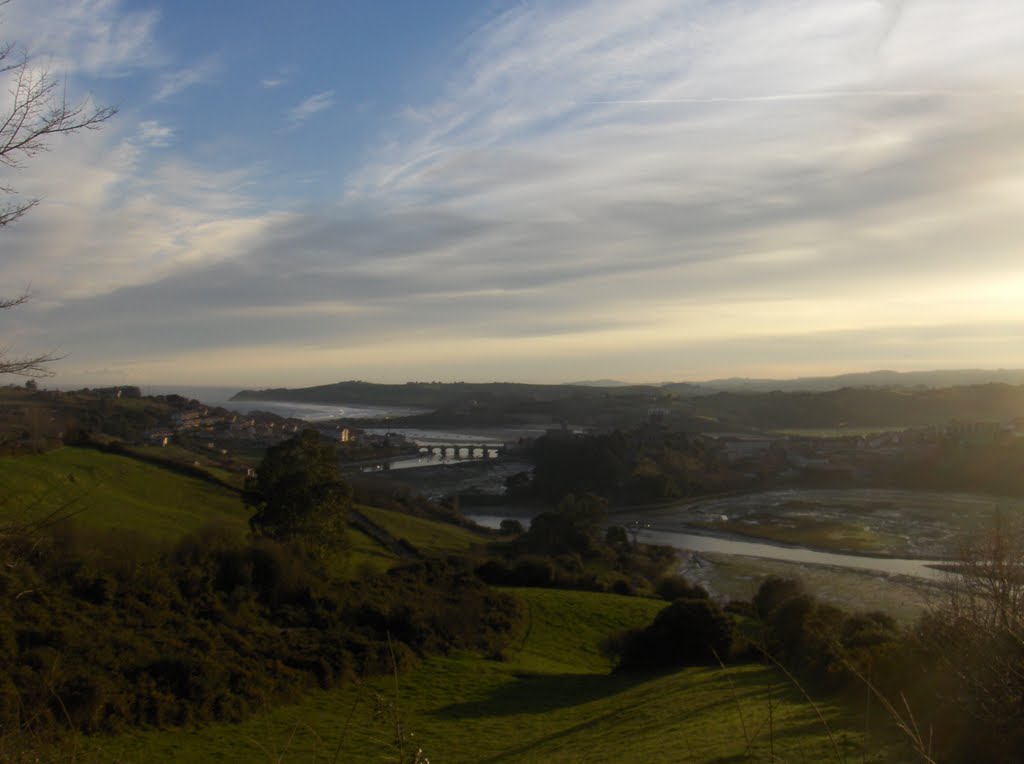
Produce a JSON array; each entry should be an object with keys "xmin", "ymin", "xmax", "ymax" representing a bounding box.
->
[{"xmin": 1, "ymin": 0, "xmax": 1023, "ymax": 388}]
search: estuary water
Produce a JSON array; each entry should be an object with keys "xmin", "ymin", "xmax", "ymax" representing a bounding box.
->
[
  {"xmin": 139, "ymin": 386, "xmax": 428, "ymax": 421},
  {"xmin": 464, "ymin": 511, "xmax": 945, "ymax": 580}
]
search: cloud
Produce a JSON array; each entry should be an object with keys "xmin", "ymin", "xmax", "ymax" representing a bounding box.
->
[
  {"xmin": 0, "ymin": 0, "xmax": 162, "ymax": 76},
  {"xmin": 137, "ymin": 120, "xmax": 173, "ymax": 147},
  {"xmin": 0, "ymin": 118, "xmax": 266, "ymax": 303},
  {"xmin": 7, "ymin": 0, "xmax": 1024, "ymax": 385},
  {"xmin": 260, "ymin": 64, "xmax": 296, "ymax": 89},
  {"xmin": 153, "ymin": 57, "xmax": 219, "ymax": 101},
  {"xmin": 288, "ymin": 90, "xmax": 335, "ymax": 124}
]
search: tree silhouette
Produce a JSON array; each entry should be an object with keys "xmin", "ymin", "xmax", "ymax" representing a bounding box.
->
[{"xmin": 245, "ymin": 430, "xmax": 352, "ymax": 555}]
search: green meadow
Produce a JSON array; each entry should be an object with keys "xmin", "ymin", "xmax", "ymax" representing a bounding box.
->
[
  {"xmin": 0, "ymin": 446, "xmax": 247, "ymax": 539},
  {"xmin": 89, "ymin": 586, "xmax": 904, "ymax": 763},
  {"xmin": 358, "ymin": 504, "xmax": 489, "ymax": 556},
  {"xmin": 1, "ymin": 448, "xmax": 908, "ymax": 762}
]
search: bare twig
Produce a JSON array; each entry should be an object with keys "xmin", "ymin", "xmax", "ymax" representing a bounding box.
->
[
  {"xmin": 386, "ymin": 632, "xmax": 404, "ymax": 762},
  {"xmin": 760, "ymin": 648, "xmax": 845, "ymax": 764},
  {"xmin": 712, "ymin": 648, "xmax": 753, "ymax": 761},
  {"xmin": 0, "ymin": 8, "xmax": 116, "ymax": 377}
]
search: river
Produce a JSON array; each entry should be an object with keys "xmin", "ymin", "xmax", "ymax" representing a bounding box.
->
[
  {"xmin": 171, "ymin": 388, "xmax": 428, "ymax": 421},
  {"xmin": 148, "ymin": 387, "xmax": 545, "ymax": 443},
  {"xmin": 464, "ymin": 511, "xmax": 945, "ymax": 580},
  {"xmin": 117, "ymin": 386, "xmax": 979, "ymax": 579}
]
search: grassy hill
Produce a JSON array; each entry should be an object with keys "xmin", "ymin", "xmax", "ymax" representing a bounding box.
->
[
  {"xmin": 358, "ymin": 504, "xmax": 488, "ymax": 556},
  {"xmin": 1, "ymin": 448, "xmax": 909, "ymax": 761},
  {"xmin": 0, "ymin": 447, "xmax": 488, "ymax": 577},
  {"xmin": 0, "ymin": 446, "xmax": 247, "ymax": 540},
  {"xmin": 88, "ymin": 587, "xmax": 907, "ymax": 763},
  {"xmin": 0, "ymin": 447, "xmax": 492, "ymax": 576}
]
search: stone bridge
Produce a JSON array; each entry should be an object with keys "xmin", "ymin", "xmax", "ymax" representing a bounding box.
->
[{"xmin": 417, "ymin": 443, "xmax": 504, "ymax": 460}]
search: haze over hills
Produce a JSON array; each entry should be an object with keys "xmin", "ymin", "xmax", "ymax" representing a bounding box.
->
[
  {"xmin": 690, "ymin": 368, "xmax": 1024, "ymax": 393},
  {"xmin": 234, "ymin": 369, "xmax": 1024, "ymax": 404},
  {"xmin": 567, "ymin": 379, "xmax": 635, "ymax": 388},
  {"xmin": 568, "ymin": 369, "xmax": 1024, "ymax": 394},
  {"xmin": 232, "ymin": 370, "xmax": 1024, "ymax": 432}
]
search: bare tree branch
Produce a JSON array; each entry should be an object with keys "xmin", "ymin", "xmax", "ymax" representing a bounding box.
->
[
  {"xmin": 0, "ymin": 291, "xmax": 29, "ymax": 310},
  {"xmin": 0, "ymin": 5, "xmax": 116, "ymax": 376},
  {"xmin": 1, "ymin": 288, "xmax": 64, "ymax": 376},
  {"xmin": 0, "ymin": 346, "xmax": 63, "ymax": 376},
  {"xmin": 0, "ymin": 55, "xmax": 117, "ymax": 227}
]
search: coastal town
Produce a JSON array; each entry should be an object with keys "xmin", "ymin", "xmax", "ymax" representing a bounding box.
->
[{"xmin": 5, "ymin": 382, "xmax": 1024, "ymax": 502}]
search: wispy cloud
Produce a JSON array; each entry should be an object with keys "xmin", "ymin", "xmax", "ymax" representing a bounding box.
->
[
  {"xmin": 1, "ymin": 0, "xmax": 161, "ymax": 75},
  {"xmin": 288, "ymin": 90, "xmax": 335, "ymax": 124},
  {"xmin": 6, "ymin": 0, "xmax": 1024, "ymax": 385},
  {"xmin": 137, "ymin": 120, "xmax": 173, "ymax": 147},
  {"xmin": 261, "ymin": 64, "xmax": 296, "ymax": 88},
  {"xmin": 154, "ymin": 57, "xmax": 219, "ymax": 101}
]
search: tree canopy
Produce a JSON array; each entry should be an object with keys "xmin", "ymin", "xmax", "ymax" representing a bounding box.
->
[{"xmin": 245, "ymin": 430, "xmax": 352, "ymax": 555}]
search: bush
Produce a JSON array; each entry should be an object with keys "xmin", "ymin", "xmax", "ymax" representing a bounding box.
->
[
  {"xmin": 511, "ymin": 557, "xmax": 556, "ymax": 587},
  {"xmin": 752, "ymin": 576, "xmax": 805, "ymax": 618},
  {"xmin": 0, "ymin": 527, "xmax": 525, "ymax": 740},
  {"xmin": 753, "ymin": 580, "xmax": 904, "ymax": 694},
  {"xmin": 608, "ymin": 577, "xmax": 635, "ymax": 596},
  {"xmin": 654, "ymin": 574, "xmax": 708, "ymax": 602},
  {"xmin": 499, "ymin": 519, "xmax": 524, "ymax": 536},
  {"xmin": 614, "ymin": 598, "xmax": 734, "ymax": 670}
]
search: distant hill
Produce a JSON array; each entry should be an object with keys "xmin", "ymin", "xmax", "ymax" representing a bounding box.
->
[
  {"xmin": 684, "ymin": 383, "xmax": 1024, "ymax": 429},
  {"xmin": 232, "ymin": 380, "xmax": 668, "ymax": 408},
  {"xmin": 688, "ymin": 368, "xmax": 1024, "ymax": 393},
  {"xmin": 232, "ymin": 380, "xmax": 698, "ymax": 430},
  {"xmin": 232, "ymin": 374, "xmax": 1024, "ymax": 431}
]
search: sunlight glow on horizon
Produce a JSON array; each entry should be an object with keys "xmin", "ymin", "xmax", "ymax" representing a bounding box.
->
[{"xmin": 3, "ymin": 0, "xmax": 1023, "ymax": 386}]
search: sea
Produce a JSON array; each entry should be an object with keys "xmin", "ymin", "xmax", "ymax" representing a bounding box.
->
[{"xmin": 58, "ymin": 384, "xmax": 426, "ymax": 422}]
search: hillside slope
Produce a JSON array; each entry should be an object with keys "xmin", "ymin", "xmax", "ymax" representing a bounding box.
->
[
  {"xmin": 92, "ymin": 588, "xmax": 908, "ymax": 763},
  {"xmin": 0, "ymin": 447, "xmax": 247, "ymax": 540}
]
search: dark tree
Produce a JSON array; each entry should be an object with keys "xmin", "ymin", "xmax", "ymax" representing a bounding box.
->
[
  {"xmin": 499, "ymin": 518, "xmax": 524, "ymax": 536},
  {"xmin": 245, "ymin": 430, "xmax": 352, "ymax": 555},
  {"xmin": 524, "ymin": 493, "xmax": 607, "ymax": 556},
  {"xmin": 752, "ymin": 576, "xmax": 806, "ymax": 619}
]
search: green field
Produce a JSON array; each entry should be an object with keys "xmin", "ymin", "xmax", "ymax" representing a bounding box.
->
[
  {"xmin": 126, "ymin": 444, "xmax": 249, "ymax": 488},
  {"xmin": 0, "ymin": 446, "xmax": 248, "ymax": 540},
  {"xmin": 344, "ymin": 525, "xmax": 402, "ymax": 574},
  {"xmin": 358, "ymin": 504, "xmax": 489, "ymax": 556},
  {"xmin": 88, "ymin": 587, "xmax": 906, "ymax": 763},
  {"xmin": 0, "ymin": 449, "xmax": 482, "ymax": 578},
  {"xmin": 2, "ymin": 449, "xmax": 909, "ymax": 761}
]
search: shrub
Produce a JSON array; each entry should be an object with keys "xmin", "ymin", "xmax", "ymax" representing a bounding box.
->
[
  {"xmin": 752, "ymin": 576, "xmax": 805, "ymax": 618},
  {"xmin": 614, "ymin": 598, "xmax": 734, "ymax": 670},
  {"xmin": 499, "ymin": 519, "xmax": 524, "ymax": 535},
  {"xmin": 0, "ymin": 527, "xmax": 525, "ymax": 740},
  {"xmin": 654, "ymin": 574, "xmax": 708, "ymax": 602},
  {"xmin": 511, "ymin": 557, "xmax": 556, "ymax": 587},
  {"xmin": 608, "ymin": 576, "xmax": 635, "ymax": 596}
]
